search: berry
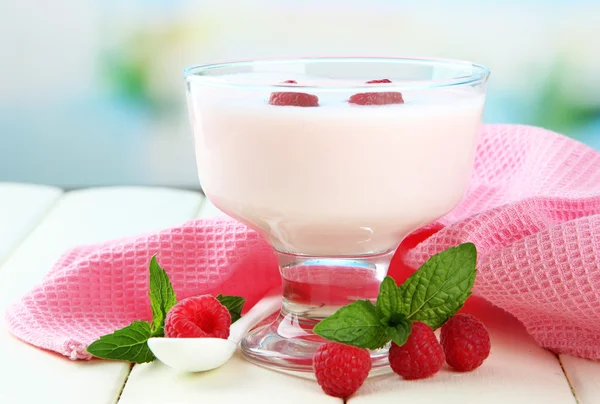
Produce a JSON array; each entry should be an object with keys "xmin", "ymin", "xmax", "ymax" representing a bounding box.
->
[
  {"xmin": 440, "ymin": 314, "xmax": 490, "ymax": 372},
  {"xmin": 313, "ymin": 342, "xmax": 371, "ymax": 398},
  {"xmin": 269, "ymin": 91, "xmax": 318, "ymax": 107},
  {"xmin": 366, "ymin": 79, "xmax": 392, "ymax": 84},
  {"xmin": 348, "ymin": 92, "xmax": 404, "ymax": 105},
  {"xmin": 281, "ymin": 80, "xmax": 297, "ymax": 84},
  {"xmin": 349, "ymin": 78, "xmax": 403, "ymax": 105},
  {"xmin": 388, "ymin": 322, "xmax": 445, "ymax": 380},
  {"xmin": 164, "ymin": 295, "xmax": 231, "ymax": 339}
]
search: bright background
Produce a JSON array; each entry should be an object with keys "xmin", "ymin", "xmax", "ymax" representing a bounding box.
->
[{"xmin": 2, "ymin": 0, "xmax": 600, "ymax": 189}]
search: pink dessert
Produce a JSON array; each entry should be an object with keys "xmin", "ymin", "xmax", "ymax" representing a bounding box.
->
[{"xmin": 188, "ymin": 75, "xmax": 484, "ymax": 256}]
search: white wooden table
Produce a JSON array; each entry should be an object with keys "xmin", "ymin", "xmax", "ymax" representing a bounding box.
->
[{"xmin": 1, "ymin": 183, "xmax": 599, "ymax": 404}]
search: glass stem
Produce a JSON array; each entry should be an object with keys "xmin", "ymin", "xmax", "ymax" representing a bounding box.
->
[{"xmin": 277, "ymin": 250, "xmax": 395, "ymax": 322}]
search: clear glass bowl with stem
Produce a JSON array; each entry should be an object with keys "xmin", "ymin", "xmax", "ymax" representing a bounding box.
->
[{"xmin": 184, "ymin": 57, "xmax": 490, "ymax": 374}]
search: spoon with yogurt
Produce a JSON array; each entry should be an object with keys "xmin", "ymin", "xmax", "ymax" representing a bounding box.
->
[{"xmin": 148, "ymin": 293, "xmax": 281, "ymax": 372}]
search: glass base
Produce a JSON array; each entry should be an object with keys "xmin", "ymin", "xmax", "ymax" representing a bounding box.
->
[
  {"xmin": 241, "ymin": 250, "xmax": 395, "ymax": 374},
  {"xmin": 241, "ymin": 314, "xmax": 393, "ymax": 375}
]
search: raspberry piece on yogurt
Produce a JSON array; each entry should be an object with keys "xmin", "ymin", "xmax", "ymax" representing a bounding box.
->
[
  {"xmin": 349, "ymin": 78, "xmax": 404, "ymax": 105},
  {"xmin": 366, "ymin": 79, "xmax": 392, "ymax": 84},
  {"xmin": 269, "ymin": 91, "xmax": 319, "ymax": 107},
  {"xmin": 348, "ymin": 92, "xmax": 404, "ymax": 105}
]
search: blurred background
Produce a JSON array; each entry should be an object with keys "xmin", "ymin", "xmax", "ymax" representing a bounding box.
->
[{"xmin": 2, "ymin": 0, "xmax": 599, "ymax": 189}]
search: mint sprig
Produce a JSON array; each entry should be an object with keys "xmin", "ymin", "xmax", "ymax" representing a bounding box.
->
[
  {"xmin": 216, "ymin": 294, "xmax": 246, "ymax": 323},
  {"xmin": 149, "ymin": 256, "xmax": 178, "ymax": 336},
  {"xmin": 86, "ymin": 255, "xmax": 246, "ymax": 363},
  {"xmin": 376, "ymin": 276, "xmax": 402, "ymax": 321},
  {"xmin": 314, "ymin": 242, "xmax": 478, "ymax": 349},
  {"xmin": 400, "ymin": 243, "xmax": 477, "ymax": 329},
  {"xmin": 382, "ymin": 313, "xmax": 412, "ymax": 347},
  {"xmin": 313, "ymin": 300, "xmax": 390, "ymax": 349},
  {"xmin": 87, "ymin": 321, "xmax": 155, "ymax": 363}
]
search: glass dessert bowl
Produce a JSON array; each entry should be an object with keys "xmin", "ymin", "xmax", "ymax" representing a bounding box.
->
[{"xmin": 184, "ymin": 57, "xmax": 489, "ymax": 373}]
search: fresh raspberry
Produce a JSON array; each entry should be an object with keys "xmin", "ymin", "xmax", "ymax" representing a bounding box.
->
[
  {"xmin": 313, "ymin": 342, "xmax": 371, "ymax": 398},
  {"xmin": 388, "ymin": 322, "xmax": 445, "ymax": 380},
  {"xmin": 269, "ymin": 91, "xmax": 319, "ymax": 107},
  {"xmin": 349, "ymin": 78, "xmax": 403, "ymax": 105},
  {"xmin": 440, "ymin": 314, "xmax": 490, "ymax": 372},
  {"xmin": 164, "ymin": 295, "xmax": 231, "ymax": 339},
  {"xmin": 348, "ymin": 92, "xmax": 404, "ymax": 105},
  {"xmin": 366, "ymin": 79, "xmax": 392, "ymax": 84},
  {"xmin": 281, "ymin": 79, "xmax": 297, "ymax": 84}
]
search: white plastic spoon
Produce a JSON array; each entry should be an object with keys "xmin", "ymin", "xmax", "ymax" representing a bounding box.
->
[{"xmin": 148, "ymin": 293, "xmax": 281, "ymax": 372}]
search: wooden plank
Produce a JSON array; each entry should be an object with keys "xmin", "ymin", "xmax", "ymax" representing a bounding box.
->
[
  {"xmin": 119, "ymin": 196, "xmax": 342, "ymax": 404},
  {"xmin": 119, "ymin": 353, "xmax": 339, "ymax": 404},
  {"xmin": 560, "ymin": 354, "xmax": 600, "ymax": 404},
  {"xmin": 0, "ymin": 187, "xmax": 204, "ymax": 404},
  {"xmin": 0, "ymin": 183, "xmax": 62, "ymax": 263},
  {"xmin": 350, "ymin": 297, "xmax": 577, "ymax": 404}
]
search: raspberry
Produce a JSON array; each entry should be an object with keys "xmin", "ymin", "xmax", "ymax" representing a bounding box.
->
[
  {"xmin": 269, "ymin": 91, "xmax": 319, "ymax": 107},
  {"xmin": 348, "ymin": 92, "xmax": 404, "ymax": 105},
  {"xmin": 313, "ymin": 342, "xmax": 371, "ymax": 398},
  {"xmin": 440, "ymin": 314, "xmax": 490, "ymax": 372},
  {"xmin": 164, "ymin": 295, "xmax": 231, "ymax": 339},
  {"xmin": 388, "ymin": 322, "xmax": 445, "ymax": 380},
  {"xmin": 366, "ymin": 79, "xmax": 392, "ymax": 84},
  {"xmin": 349, "ymin": 78, "xmax": 404, "ymax": 105},
  {"xmin": 281, "ymin": 80, "xmax": 297, "ymax": 84}
]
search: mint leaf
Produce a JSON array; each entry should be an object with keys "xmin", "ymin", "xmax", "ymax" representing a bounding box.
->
[
  {"xmin": 87, "ymin": 321, "xmax": 155, "ymax": 363},
  {"xmin": 149, "ymin": 255, "xmax": 178, "ymax": 336},
  {"xmin": 216, "ymin": 294, "xmax": 246, "ymax": 323},
  {"xmin": 314, "ymin": 300, "xmax": 389, "ymax": 349},
  {"xmin": 399, "ymin": 242, "xmax": 477, "ymax": 329},
  {"xmin": 376, "ymin": 276, "xmax": 401, "ymax": 320},
  {"xmin": 382, "ymin": 313, "xmax": 412, "ymax": 346}
]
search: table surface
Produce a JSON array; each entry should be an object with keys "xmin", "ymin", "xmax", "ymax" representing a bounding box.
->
[{"xmin": 1, "ymin": 183, "xmax": 599, "ymax": 404}]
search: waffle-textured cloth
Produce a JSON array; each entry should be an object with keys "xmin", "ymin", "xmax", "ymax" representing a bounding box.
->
[{"xmin": 5, "ymin": 124, "xmax": 600, "ymax": 360}]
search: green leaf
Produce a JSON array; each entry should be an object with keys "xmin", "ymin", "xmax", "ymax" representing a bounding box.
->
[
  {"xmin": 148, "ymin": 255, "xmax": 178, "ymax": 336},
  {"xmin": 86, "ymin": 321, "xmax": 155, "ymax": 363},
  {"xmin": 216, "ymin": 294, "xmax": 246, "ymax": 324},
  {"xmin": 314, "ymin": 300, "xmax": 389, "ymax": 349},
  {"xmin": 376, "ymin": 276, "xmax": 402, "ymax": 320},
  {"xmin": 399, "ymin": 242, "xmax": 477, "ymax": 329},
  {"xmin": 382, "ymin": 313, "xmax": 412, "ymax": 347}
]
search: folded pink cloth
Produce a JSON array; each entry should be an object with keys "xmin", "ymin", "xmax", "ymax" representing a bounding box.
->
[{"xmin": 5, "ymin": 124, "xmax": 600, "ymax": 361}]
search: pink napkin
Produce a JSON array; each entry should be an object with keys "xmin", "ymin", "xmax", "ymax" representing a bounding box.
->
[{"xmin": 5, "ymin": 124, "xmax": 600, "ymax": 361}]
